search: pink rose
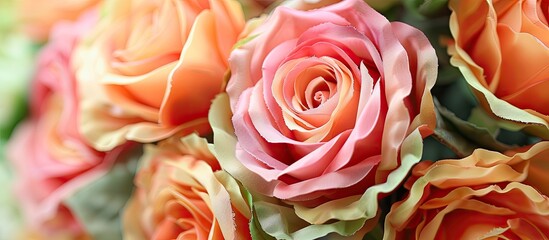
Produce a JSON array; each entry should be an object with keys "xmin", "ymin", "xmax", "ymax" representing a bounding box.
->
[
  {"xmin": 211, "ymin": 0, "xmax": 437, "ymax": 237},
  {"xmin": 7, "ymin": 11, "xmax": 130, "ymax": 237}
]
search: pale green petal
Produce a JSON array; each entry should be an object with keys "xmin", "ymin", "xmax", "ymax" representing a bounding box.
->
[
  {"xmin": 210, "ymin": 92, "xmax": 426, "ymax": 238},
  {"xmin": 209, "ymin": 93, "xmax": 276, "ymax": 195},
  {"xmin": 255, "ymin": 200, "xmax": 367, "ymax": 239},
  {"xmin": 292, "ymin": 129, "xmax": 423, "ymax": 223},
  {"xmin": 449, "ymin": 45, "xmax": 549, "ymax": 139},
  {"xmin": 404, "ymin": 0, "xmax": 448, "ymax": 17},
  {"xmin": 432, "ymin": 99, "xmax": 513, "ymax": 157},
  {"xmin": 214, "ymin": 170, "xmax": 252, "ymax": 220}
]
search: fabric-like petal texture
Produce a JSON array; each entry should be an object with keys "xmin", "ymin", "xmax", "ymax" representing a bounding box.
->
[
  {"xmin": 448, "ymin": 0, "xmax": 549, "ymax": 138},
  {"xmin": 74, "ymin": 0, "xmax": 245, "ymax": 151},
  {"xmin": 385, "ymin": 142, "xmax": 549, "ymax": 240},
  {"xmin": 123, "ymin": 134, "xmax": 251, "ymax": 240},
  {"xmin": 211, "ymin": 0, "xmax": 438, "ymax": 238}
]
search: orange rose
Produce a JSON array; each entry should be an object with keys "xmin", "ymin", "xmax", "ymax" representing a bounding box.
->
[
  {"xmin": 16, "ymin": 0, "xmax": 99, "ymax": 41},
  {"xmin": 448, "ymin": 0, "xmax": 549, "ymax": 137},
  {"xmin": 385, "ymin": 142, "xmax": 549, "ymax": 239},
  {"xmin": 74, "ymin": 0, "xmax": 245, "ymax": 151},
  {"xmin": 123, "ymin": 134, "xmax": 251, "ymax": 239}
]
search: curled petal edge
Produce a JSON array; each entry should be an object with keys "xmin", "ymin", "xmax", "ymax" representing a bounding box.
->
[{"xmin": 210, "ymin": 92, "xmax": 426, "ymax": 237}]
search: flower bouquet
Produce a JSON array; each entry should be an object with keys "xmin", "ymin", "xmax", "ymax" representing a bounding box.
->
[{"xmin": 1, "ymin": 0, "xmax": 548, "ymax": 239}]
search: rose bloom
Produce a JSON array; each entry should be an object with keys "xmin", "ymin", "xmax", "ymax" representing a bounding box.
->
[
  {"xmin": 385, "ymin": 142, "xmax": 549, "ymax": 239},
  {"xmin": 16, "ymin": 0, "xmax": 99, "ymax": 41},
  {"xmin": 7, "ymin": 11, "xmax": 127, "ymax": 238},
  {"xmin": 123, "ymin": 134, "xmax": 251, "ymax": 240},
  {"xmin": 448, "ymin": 0, "xmax": 549, "ymax": 137},
  {"xmin": 210, "ymin": 0, "xmax": 437, "ymax": 237},
  {"xmin": 73, "ymin": 0, "xmax": 245, "ymax": 151}
]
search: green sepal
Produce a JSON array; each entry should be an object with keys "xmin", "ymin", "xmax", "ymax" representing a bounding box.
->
[
  {"xmin": 65, "ymin": 149, "xmax": 141, "ymax": 240},
  {"xmin": 433, "ymin": 99, "xmax": 513, "ymax": 158},
  {"xmin": 404, "ymin": 0, "xmax": 449, "ymax": 18}
]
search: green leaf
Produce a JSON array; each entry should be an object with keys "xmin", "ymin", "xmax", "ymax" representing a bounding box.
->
[
  {"xmin": 240, "ymin": 188, "xmax": 274, "ymax": 240},
  {"xmin": 362, "ymin": 224, "xmax": 383, "ymax": 240},
  {"xmin": 421, "ymin": 136, "xmax": 457, "ymax": 161},
  {"xmin": 433, "ymin": 99, "xmax": 513, "ymax": 158},
  {"xmin": 432, "ymin": 104, "xmax": 476, "ymax": 157},
  {"xmin": 65, "ymin": 149, "xmax": 140, "ymax": 240},
  {"xmin": 404, "ymin": 0, "xmax": 449, "ymax": 18},
  {"xmin": 236, "ymin": 182, "xmax": 275, "ymax": 240},
  {"xmin": 417, "ymin": 0, "xmax": 448, "ymax": 17},
  {"xmin": 467, "ymin": 107, "xmax": 499, "ymax": 135}
]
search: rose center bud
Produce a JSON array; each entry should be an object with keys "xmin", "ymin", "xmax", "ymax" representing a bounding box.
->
[
  {"xmin": 272, "ymin": 56, "xmax": 359, "ymax": 142},
  {"xmin": 302, "ymin": 75, "xmax": 336, "ymax": 110},
  {"xmin": 313, "ymin": 89, "xmax": 328, "ymax": 105}
]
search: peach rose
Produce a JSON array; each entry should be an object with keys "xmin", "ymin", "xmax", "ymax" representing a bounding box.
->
[
  {"xmin": 123, "ymin": 134, "xmax": 251, "ymax": 240},
  {"xmin": 211, "ymin": 0, "xmax": 437, "ymax": 238},
  {"xmin": 385, "ymin": 142, "xmax": 549, "ymax": 239},
  {"xmin": 16, "ymin": 0, "xmax": 99, "ymax": 41},
  {"xmin": 74, "ymin": 0, "xmax": 245, "ymax": 151},
  {"xmin": 448, "ymin": 0, "xmax": 549, "ymax": 137},
  {"xmin": 7, "ymin": 11, "xmax": 128, "ymax": 238}
]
